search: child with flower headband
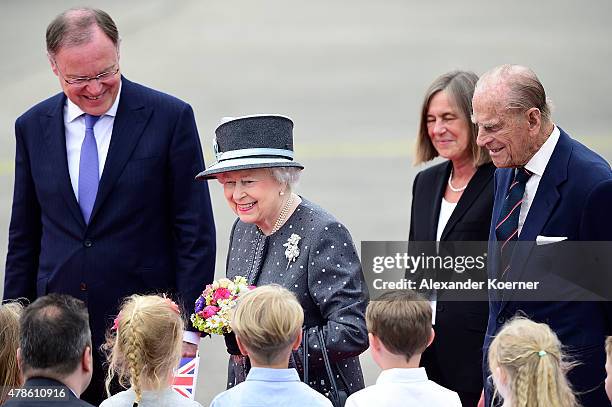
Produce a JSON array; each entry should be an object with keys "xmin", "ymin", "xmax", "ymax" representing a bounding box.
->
[
  {"xmin": 101, "ymin": 294, "xmax": 203, "ymax": 407},
  {"xmin": 488, "ymin": 317, "xmax": 578, "ymax": 407}
]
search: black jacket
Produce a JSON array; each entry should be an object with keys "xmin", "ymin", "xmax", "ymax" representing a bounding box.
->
[{"xmin": 409, "ymin": 161, "xmax": 494, "ymax": 397}]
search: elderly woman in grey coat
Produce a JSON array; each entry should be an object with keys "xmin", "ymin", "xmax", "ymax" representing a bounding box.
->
[{"xmin": 196, "ymin": 115, "xmax": 368, "ymax": 403}]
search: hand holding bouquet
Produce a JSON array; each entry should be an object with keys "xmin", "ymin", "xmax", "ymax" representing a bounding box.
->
[{"xmin": 191, "ymin": 276, "xmax": 252, "ymax": 336}]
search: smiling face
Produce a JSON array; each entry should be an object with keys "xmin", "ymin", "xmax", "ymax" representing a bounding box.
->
[
  {"xmin": 218, "ymin": 168, "xmax": 285, "ymax": 230},
  {"xmin": 50, "ymin": 25, "xmax": 120, "ymax": 116},
  {"xmin": 472, "ymin": 88, "xmax": 538, "ymax": 168},
  {"xmin": 426, "ymin": 90, "xmax": 472, "ymax": 163}
]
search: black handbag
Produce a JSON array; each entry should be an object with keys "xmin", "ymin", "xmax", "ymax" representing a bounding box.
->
[{"xmin": 302, "ymin": 327, "xmax": 348, "ymax": 407}]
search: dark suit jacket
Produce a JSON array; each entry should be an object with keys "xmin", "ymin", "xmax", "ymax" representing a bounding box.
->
[
  {"xmin": 409, "ymin": 161, "xmax": 494, "ymax": 396},
  {"xmin": 4, "ymin": 77, "xmax": 215, "ymax": 346},
  {"xmin": 3, "ymin": 377, "xmax": 93, "ymax": 406},
  {"xmin": 484, "ymin": 128, "xmax": 612, "ymax": 406}
]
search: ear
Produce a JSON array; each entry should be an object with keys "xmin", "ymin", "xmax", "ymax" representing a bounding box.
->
[
  {"xmin": 16, "ymin": 347, "xmax": 23, "ymax": 372},
  {"xmin": 82, "ymin": 346, "xmax": 93, "ymax": 373},
  {"xmin": 368, "ymin": 333, "xmax": 381, "ymax": 351},
  {"xmin": 426, "ymin": 327, "xmax": 435, "ymax": 348},
  {"xmin": 526, "ymin": 107, "xmax": 541, "ymax": 134},
  {"xmin": 48, "ymin": 54, "xmax": 59, "ymax": 77},
  {"xmin": 235, "ymin": 335, "xmax": 249, "ymax": 356},
  {"xmin": 495, "ymin": 366, "xmax": 507, "ymax": 386},
  {"xmin": 291, "ymin": 330, "xmax": 303, "ymax": 351}
]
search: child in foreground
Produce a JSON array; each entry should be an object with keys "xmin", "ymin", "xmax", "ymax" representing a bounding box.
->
[
  {"xmin": 101, "ymin": 294, "xmax": 203, "ymax": 407},
  {"xmin": 209, "ymin": 285, "xmax": 332, "ymax": 407},
  {"xmin": 606, "ymin": 336, "xmax": 612, "ymax": 402},
  {"xmin": 0, "ymin": 302, "xmax": 23, "ymax": 404},
  {"xmin": 488, "ymin": 317, "xmax": 578, "ymax": 407},
  {"xmin": 345, "ymin": 290, "xmax": 461, "ymax": 407}
]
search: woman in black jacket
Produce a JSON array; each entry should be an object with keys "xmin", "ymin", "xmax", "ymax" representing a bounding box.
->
[{"xmin": 409, "ymin": 71, "xmax": 494, "ymax": 407}]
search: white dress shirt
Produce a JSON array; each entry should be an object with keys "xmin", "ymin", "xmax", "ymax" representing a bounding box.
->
[
  {"xmin": 345, "ymin": 367, "xmax": 462, "ymax": 407},
  {"xmin": 64, "ymin": 82, "xmax": 121, "ymax": 198},
  {"xmin": 518, "ymin": 126, "xmax": 560, "ymax": 236},
  {"xmin": 430, "ymin": 197, "xmax": 457, "ymax": 325}
]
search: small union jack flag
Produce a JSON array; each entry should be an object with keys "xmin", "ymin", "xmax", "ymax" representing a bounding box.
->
[{"xmin": 172, "ymin": 357, "xmax": 200, "ymax": 399}]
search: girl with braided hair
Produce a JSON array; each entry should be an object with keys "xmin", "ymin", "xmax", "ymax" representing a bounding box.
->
[
  {"xmin": 488, "ymin": 317, "xmax": 579, "ymax": 407},
  {"xmin": 101, "ymin": 295, "xmax": 203, "ymax": 407}
]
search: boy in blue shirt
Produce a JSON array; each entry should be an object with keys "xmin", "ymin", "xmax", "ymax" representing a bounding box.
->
[{"xmin": 210, "ymin": 285, "xmax": 332, "ymax": 407}]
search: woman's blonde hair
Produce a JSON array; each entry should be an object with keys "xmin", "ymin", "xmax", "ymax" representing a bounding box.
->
[
  {"xmin": 0, "ymin": 302, "xmax": 23, "ymax": 404},
  {"xmin": 104, "ymin": 294, "xmax": 184, "ymax": 404},
  {"xmin": 488, "ymin": 317, "xmax": 579, "ymax": 407},
  {"xmin": 414, "ymin": 70, "xmax": 491, "ymax": 166},
  {"xmin": 231, "ymin": 285, "xmax": 304, "ymax": 364}
]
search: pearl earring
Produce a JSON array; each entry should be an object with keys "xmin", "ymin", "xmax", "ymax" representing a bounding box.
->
[{"xmin": 279, "ymin": 190, "xmax": 285, "ymax": 196}]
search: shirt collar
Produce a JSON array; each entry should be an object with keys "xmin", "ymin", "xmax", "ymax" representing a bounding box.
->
[
  {"xmin": 65, "ymin": 79, "xmax": 122, "ymax": 123},
  {"xmin": 376, "ymin": 367, "xmax": 428, "ymax": 384},
  {"xmin": 524, "ymin": 125, "xmax": 560, "ymax": 177},
  {"xmin": 245, "ymin": 367, "xmax": 301, "ymax": 382}
]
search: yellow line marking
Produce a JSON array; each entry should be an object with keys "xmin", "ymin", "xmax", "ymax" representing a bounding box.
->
[{"xmin": 0, "ymin": 159, "xmax": 13, "ymax": 176}]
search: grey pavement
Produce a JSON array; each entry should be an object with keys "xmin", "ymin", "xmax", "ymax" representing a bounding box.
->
[{"xmin": 1, "ymin": 1, "xmax": 611, "ymax": 405}]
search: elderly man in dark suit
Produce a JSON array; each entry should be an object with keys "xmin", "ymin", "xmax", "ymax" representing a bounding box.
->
[
  {"xmin": 3, "ymin": 8, "xmax": 216, "ymax": 405},
  {"xmin": 4, "ymin": 294, "xmax": 94, "ymax": 407},
  {"xmin": 472, "ymin": 64, "xmax": 612, "ymax": 406}
]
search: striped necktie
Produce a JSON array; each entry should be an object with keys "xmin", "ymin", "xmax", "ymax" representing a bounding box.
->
[
  {"xmin": 78, "ymin": 114, "xmax": 100, "ymax": 224},
  {"xmin": 495, "ymin": 167, "xmax": 532, "ymax": 277}
]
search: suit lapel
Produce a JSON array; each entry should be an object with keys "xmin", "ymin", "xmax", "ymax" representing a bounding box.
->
[
  {"xmin": 426, "ymin": 161, "xmax": 450, "ymax": 241},
  {"xmin": 89, "ymin": 78, "xmax": 152, "ymax": 225},
  {"xmin": 40, "ymin": 94, "xmax": 86, "ymax": 229},
  {"xmin": 441, "ymin": 163, "xmax": 494, "ymax": 241}
]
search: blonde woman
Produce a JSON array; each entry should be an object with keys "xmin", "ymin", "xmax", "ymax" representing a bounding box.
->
[
  {"xmin": 488, "ymin": 317, "xmax": 579, "ymax": 407},
  {"xmin": 0, "ymin": 302, "xmax": 23, "ymax": 404},
  {"xmin": 102, "ymin": 295, "xmax": 202, "ymax": 407}
]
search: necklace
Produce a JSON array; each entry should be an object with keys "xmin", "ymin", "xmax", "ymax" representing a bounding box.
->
[
  {"xmin": 448, "ymin": 169, "xmax": 468, "ymax": 192},
  {"xmin": 270, "ymin": 193, "xmax": 294, "ymax": 235}
]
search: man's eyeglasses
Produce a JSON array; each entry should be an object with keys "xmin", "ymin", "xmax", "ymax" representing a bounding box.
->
[{"xmin": 54, "ymin": 62, "xmax": 119, "ymax": 87}]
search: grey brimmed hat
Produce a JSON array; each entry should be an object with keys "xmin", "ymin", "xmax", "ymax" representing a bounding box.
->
[{"xmin": 195, "ymin": 114, "xmax": 304, "ymax": 180}]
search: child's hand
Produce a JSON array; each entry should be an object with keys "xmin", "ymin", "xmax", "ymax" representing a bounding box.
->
[{"xmin": 182, "ymin": 341, "xmax": 198, "ymax": 358}]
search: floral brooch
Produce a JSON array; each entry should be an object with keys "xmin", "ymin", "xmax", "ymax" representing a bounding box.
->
[{"xmin": 283, "ymin": 233, "xmax": 302, "ymax": 269}]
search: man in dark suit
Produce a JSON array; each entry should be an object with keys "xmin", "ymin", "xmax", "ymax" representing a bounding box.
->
[
  {"xmin": 3, "ymin": 8, "xmax": 216, "ymax": 405},
  {"xmin": 472, "ymin": 64, "xmax": 612, "ymax": 406},
  {"xmin": 4, "ymin": 294, "xmax": 94, "ymax": 407}
]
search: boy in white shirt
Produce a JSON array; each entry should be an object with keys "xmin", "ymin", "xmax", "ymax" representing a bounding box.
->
[
  {"xmin": 346, "ymin": 290, "xmax": 461, "ymax": 407},
  {"xmin": 210, "ymin": 285, "xmax": 332, "ymax": 407}
]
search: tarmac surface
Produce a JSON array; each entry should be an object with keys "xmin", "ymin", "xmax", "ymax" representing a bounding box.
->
[{"xmin": 1, "ymin": 1, "xmax": 611, "ymax": 404}]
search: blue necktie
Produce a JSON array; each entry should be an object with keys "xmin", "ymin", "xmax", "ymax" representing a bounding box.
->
[
  {"xmin": 495, "ymin": 167, "xmax": 532, "ymax": 277},
  {"xmin": 78, "ymin": 114, "xmax": 100, "ymax": 224}
]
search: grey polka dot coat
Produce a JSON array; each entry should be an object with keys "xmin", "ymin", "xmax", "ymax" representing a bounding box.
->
[{"xmin": 225, "ymin": 197, "xmax": 369, "ymax": 397}]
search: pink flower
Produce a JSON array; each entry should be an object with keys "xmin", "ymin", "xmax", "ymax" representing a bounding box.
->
[
  {"xmin": 162, "ymin": 297, "xmax": 180, "ymax": 314},
  {"xmin": 202, "ymin": 305, "xmax": 220, "ymax": 319},
  {"xmin": 213, "ymin": 287, "xmax": 232, "ymax": 302}
]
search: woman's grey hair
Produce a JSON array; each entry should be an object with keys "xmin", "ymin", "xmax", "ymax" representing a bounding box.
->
[
  {"xmin": 477, "ymin": 64, "xmax": 552, "ymax": 123},
  {"xmin": 46, "ymin": 7, "xmax": 119, "ymax": 56},
  {"xmin": 415, "ymin": 70, "xmax": 491, "ymax": 166},
  {"xmin": 270, "ymin": 167, "xmax": 301, "ymax": 191}
]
